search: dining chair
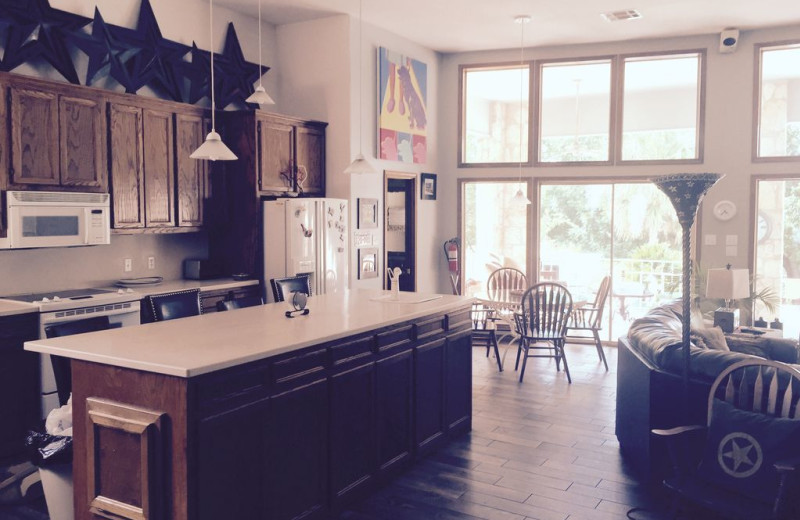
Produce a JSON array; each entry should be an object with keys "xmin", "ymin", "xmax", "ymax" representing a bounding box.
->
[
  {"xmin": 44, "ymin": 316, "xmax": 114, "ymax": 406},
  {"xmin": 145, "ymin": 288, "xmax": 203, "ymax": 322},
  {"xmin": 652, "ymin": 359, "xmax": 800, "ymax": 519},
  {"xmin": 471, "ymin": 303, "xmax": 502, "ymax": 371},
  {"xmin": 486, "ymin": 267, "xmax": 528, "ymax": 314},
  {"xmin": 567, "ymin": 275, "xmax": 611, "ymax": 371},
  {"xmin": 216, "ymin": 295, "xmax": 264, "ymax": 311},
  {"xmin": 514, "ymin": 282, "xmax": 574, "ymax": 383},
  {"xmin": 270, "ymin": 274, "xmax": 312, "ymax": 303}
]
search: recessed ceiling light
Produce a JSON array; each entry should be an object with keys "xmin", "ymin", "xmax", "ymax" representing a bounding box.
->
[{"xmin": 601, "ymin": 9, "xmax": 642, "ymax": 22}]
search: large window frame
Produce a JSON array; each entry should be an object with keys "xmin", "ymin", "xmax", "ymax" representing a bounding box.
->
[
  {"xmin": 753, "ymin": 40, "xmax": 800, "ymax": 163},
  {"xmin": 458, "ymin": 62, "xmax": 534, "ymax": 168},
  {"xmin": 458, "ymin": 49, "xmax": 707, "ymax": 168}
]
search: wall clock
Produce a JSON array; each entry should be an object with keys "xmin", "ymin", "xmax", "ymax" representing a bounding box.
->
[{"xmin": 713, "ymin": 200, "xmax": 737, "ymax": 221}]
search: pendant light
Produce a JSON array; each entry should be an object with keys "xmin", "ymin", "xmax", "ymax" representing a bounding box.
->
[
  {"xmin": 512, "ymin": 15, "xmax": 531, "ymax": 205},
  {"xmin": 344, "ymin": 0, "xmax": 377, "ymax": 174},
  {"xmin": 191, "ymin": 0, "xmax": 237, "ymax": 161},
  {"xmin": 245, "ymin": 0, "xmax": 275, "ymax": 105}
]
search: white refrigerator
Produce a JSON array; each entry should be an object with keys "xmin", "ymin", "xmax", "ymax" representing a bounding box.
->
[{"xmin": 263, "ymin": 198, "xmax": 349, "ymax": 302}]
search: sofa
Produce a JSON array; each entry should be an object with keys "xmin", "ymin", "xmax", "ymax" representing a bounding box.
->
[{"xmin": 616, "ymin": 300, "xmax": 799, "ymax": 480}]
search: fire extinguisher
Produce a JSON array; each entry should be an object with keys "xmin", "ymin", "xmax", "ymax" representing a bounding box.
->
[{"xmin": 444, "ymin": 238, "xmax": 459, "ymax": 273}]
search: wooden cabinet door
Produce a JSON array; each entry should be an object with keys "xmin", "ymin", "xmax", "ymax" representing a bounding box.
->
[
  {"xmin": 329, "ymin": 361, "xmax": 375, "ymax": 508},
  {"xmin": 108, "ymin": 103, "xmax": 145, "ymax": 228},
  {"xmin": 445, "ymin": 330, "xmax": 473, "ymax": 435},
  {"xmin": 267, "ymin": 378, "xmax": 328, "ymax": 520},
  {"xmin": 142, "ymin": 109, "xmax": 175, "ymax": 227},
  {"xmin": 257, "ymin": 116, "xmax": 294, "ymax": 193},
  {"xmin": 175, "ymin": 113, "xmax": 209, "ymax": 227},
  {"xmin": 414, "ymin": 337, "xmax": 446, "ymax": 454},
  {"xmin": 10, "ymin": 87, "xmax": 59, "ymax": 186},
  {"xmin": 376, "ymin": 349, "xmax": 413, "ymax": 477},
  {"xmin": 59, "ymin": 94, "xmax": 105, "ymax": 190},
  {"xmin": 296, "ymin": 124, "xmax": 325, "ymax": 195},
  {"xmin": 196, "ymin": 398, "xmax": 269, "ymax": 520}
]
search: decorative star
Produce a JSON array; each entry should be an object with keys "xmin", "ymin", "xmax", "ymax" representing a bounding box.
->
[
  {"xmin": 214, "ymin": 23, "xmax": 262, "ymax": 109},
  {"xmin": 0, "ymin": 0, "xmax": 90, "ymax": 84},
  {"xmin": 184, "ymin": 42, "xmax": 211, "ymax": 105},
  {"xmin": 69, "ymin": 8, "xmax": 137, "ymax": 90},
  {"xmin": 722, "ymin": 438, "xmax": 756, "ymax": 473}
]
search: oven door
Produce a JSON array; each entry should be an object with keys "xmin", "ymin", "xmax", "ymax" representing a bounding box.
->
[{"xmin": 37, "ymin": 301, "xmax": 141, "ymax": 418}]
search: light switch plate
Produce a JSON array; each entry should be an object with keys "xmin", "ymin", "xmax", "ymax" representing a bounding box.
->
[
  {"xmin": 726, "ymin": 235, "xmax": 738, "ymax": 246},
  {"xmin": 704, "ymin": 234, "xmax": 717, "ymax": 246}
]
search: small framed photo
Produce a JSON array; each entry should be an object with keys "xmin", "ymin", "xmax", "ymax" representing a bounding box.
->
[
  {"xmin": 421, "ymin": 173, "xmax": 436, "ymax": 200},
  {"xmin": 358, "ymin": 248, "xmax": 379, "ymax": 279},
  {"xmin": 357, "ymin": 198, "xmax": 378, "ymax": 229}
]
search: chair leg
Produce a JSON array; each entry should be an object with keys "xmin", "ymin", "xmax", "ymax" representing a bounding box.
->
[
  {"xmin": 558, "ymin": 340, "xmax": 572, "ymax": 384},
  {"xmin": 515, "ymin": 337, "xmax": 524, "ymax": 371},
  {"xmin": 593, "ymin": 329, "xmax": 608, "ymax": 371},
  {"xmin": 491, "ymin": 332, "xmax": 502, "ymax": 372},
  {"xmin": 519, "ymin": 342, "xmax": 529, "ymax": 383},
  {"xmin": 553, "ymin": 341, "xmax": 562, "ymax": 371}
]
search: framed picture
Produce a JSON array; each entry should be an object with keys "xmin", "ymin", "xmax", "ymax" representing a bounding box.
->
[
  {"xmin": 378, "ymin": 47, "xmax": 428, "ymax": 164},
  {"xmin": 357, "ymin": 198, "xmax": 378, "ymax": 229},
  {"xmin": 358, "ymin": 248, "xmax": 379, "ymax": 279},
  {"xmin": 420, "ymin": 173, "xmax": 436, "ymax": 200}
]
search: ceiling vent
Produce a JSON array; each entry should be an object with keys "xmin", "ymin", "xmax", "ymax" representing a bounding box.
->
[{"xmin": 601, "ymin": 9, "xmax": 642, "ymax": 22}]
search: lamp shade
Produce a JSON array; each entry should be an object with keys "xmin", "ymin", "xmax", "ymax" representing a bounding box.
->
[
  {"xmin": 189, "ymin": 131, "xmax": 238, "ymax": 161},
  {"xmin": 343, "ymin": 153, "xmax": 377, "ymax": 175},
  {"xmin": 706, "ymin": 267, "xmax": 750, "ymax": 300},
  {"xmin": 245, "ymin": 85, "xmax": 275, "ymax": 105},
  {"xmin": 511, "ymin": 188, "xmax": 531, "ymax": 205}
]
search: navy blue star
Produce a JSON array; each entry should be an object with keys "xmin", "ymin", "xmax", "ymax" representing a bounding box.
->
[
  {"xmin": 69, "ymin": 8, "xmax": 137, "ymax": 90},
  {"xmin": 184, "ymin": 42, "xmax": 211, "ymax": 105},
  {"xmin": 0, "ymin": 0, "xmax": 90, "ymax": 84},
  {"xmin": 215, "ymin": 23, "xmax": 262, "ymax": 108}
]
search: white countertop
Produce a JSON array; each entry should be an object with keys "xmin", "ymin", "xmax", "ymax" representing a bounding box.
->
[
  {"xmin": 25, "ymin": 290, "xmax": 473, "ymax": 378},
  {"xmin": 106, "ymin": 277, "xmax": 260, "ymax": 299},
  {"xmin": 0, "ymin": 299, "xmax": 38, "ymax": 317}
]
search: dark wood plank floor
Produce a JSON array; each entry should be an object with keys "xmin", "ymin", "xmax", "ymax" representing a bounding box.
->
[
  {"xmin": 337, "ymin": 340, "xmax": 672, "ymax": 520},
  {"xmin": 2, "ymin": 341, "xmax": 673, "ymax": 520}
]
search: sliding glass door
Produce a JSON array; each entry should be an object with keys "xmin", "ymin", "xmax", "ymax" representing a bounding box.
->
[{"xmin": 539, "ymin": 181, "xmax": 682, "ymax": 340}]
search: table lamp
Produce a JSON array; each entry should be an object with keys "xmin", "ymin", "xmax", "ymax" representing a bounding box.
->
[{"xmin": 706, "ymin": 265, "xmax": 750, "ymax": 333}]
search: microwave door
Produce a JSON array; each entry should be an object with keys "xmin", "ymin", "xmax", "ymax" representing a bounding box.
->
[{"xmin": 13, "ymin": 206, "xmax": 85, "ymax": 248}]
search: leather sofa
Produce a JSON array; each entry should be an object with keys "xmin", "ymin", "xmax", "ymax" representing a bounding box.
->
[{"xmin": 616, "ymin": 300, "xmax": 799, "ymax": 480}]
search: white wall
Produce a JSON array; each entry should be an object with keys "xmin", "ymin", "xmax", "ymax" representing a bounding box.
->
[{"xmin": 437, "ymin": 24, "xmax": 800, "ymax": 294}]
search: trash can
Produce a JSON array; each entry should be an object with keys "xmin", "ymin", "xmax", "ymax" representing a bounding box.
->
[
  {"xmin": 38, "ymin": 463, "xmax": 73, "ymax": 520},
  {"xmin": 26, "ymin": 398, "xmax": 74, "ymax": 520}
]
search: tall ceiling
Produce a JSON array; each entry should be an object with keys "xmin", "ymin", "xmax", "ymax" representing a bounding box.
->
[{"xmin": 214, "ymin": 0, "xmax": 800, "ymax": 53}]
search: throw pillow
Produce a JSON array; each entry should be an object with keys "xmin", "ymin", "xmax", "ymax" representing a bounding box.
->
[
  {"xmin": 697, "ymin": 398, "xmax": 800, "ymax": 504},
  {"xmin": 696, "ymin": 326, "xmax": 730, "ymax": 351}
]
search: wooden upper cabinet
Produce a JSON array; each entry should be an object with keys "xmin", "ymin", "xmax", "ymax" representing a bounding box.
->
[
  {"xmin": 142, "ymin": 109, "xmax": 175, "ymax": 227},
  {"xmin": 9, "ymin": 85, "xmax": 106, "ymax": 191},
  {"xmin": 108, "ymin": 102, "xmax": 145, "ymax": 229},
  {"xmin": 257, "ymin": 115, "xmax": 294, "ymax": 194},
  {"xmin": 10, "ymin": 87, "xmax": 59, "ymax": 186},
  {"xmin": 175, "ymin": 112, "xmax": 209, "ymax": 227},
  {"xmin": 295, "ymin": 124, "xmax": 325, "ymax": 195},
  {"xmin": 59, "ymin": 94, "xmax": 105, "ymax": 189}
]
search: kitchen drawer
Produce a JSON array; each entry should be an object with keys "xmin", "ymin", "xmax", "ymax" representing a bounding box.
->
[
  {"xmin": 194, "ymin": 359, "xmax": 270, "ymax": 416},
  {"xmin": 376, "ymin": 324, "xmax": 414, "ymax": 356},
  {"xmin": 271, "ymin": 347, "xmax": 328, "ymax": 393},
  {"xmin": 329, "ymin": 334, "xmax": 375, "ymax": 372},
  {"xmin": 446, "ymin": 307, "xmax": 472, "ymax": 334},
  {"xmin": 415, "ymin": 315, "xmax": 446, "ymax": 343}
]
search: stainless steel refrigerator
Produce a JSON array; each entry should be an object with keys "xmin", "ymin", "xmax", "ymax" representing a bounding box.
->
[{"xmin": 263, "ymin": 198, "xmax": 349, "ymax": 302}]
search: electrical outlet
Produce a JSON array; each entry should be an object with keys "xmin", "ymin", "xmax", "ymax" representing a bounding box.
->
[
  {"xmin": 148, "ymin": 256, "xmax": 155, "ymax": 270},
  {"xmin": 124, "ymin": 258, "xmax": 133, "ymax": 272}
]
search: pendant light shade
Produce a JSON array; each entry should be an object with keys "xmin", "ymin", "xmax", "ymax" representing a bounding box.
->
[
  {"xmin": 192, "ymin": 0, "xmax": 237, "ymax": 161},
  {"xmin": 345, "ymin": 0, "xmax": 377, "ymax": 174},
  {"xmin": 245, "ymin": 0, "xmax": 275, "ymax": 106},
  {"xmin": 512, "ymin": 15, "xmax": 531, "ymax": 205}
]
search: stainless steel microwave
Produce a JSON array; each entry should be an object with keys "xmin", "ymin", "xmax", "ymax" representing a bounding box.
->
[{"xmin": 0, "ymin": 190, "xmax": 111, "ymax": 249}]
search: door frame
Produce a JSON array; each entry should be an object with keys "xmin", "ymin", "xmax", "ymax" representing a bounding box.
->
[{"xmin": 384, "ymin": 171, "xmax": 418, "ymax": 291}]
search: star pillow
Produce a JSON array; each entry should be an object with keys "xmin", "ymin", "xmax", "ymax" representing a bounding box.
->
[{"xmin": 697, "ymin": 398, "xmax": 800, "ymax": 504}]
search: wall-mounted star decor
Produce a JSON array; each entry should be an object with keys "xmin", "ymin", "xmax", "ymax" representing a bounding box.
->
[
  {"xmin": 214, "ymin": 23, "xmax": 263, "ymax": 109},
  {"xmin": 69, "ymin": 8, "xmax": 137, "ymax": 90}
]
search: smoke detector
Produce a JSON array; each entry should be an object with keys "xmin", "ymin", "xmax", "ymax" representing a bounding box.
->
[{"xmin": 601, "ymin": 9, "xmax": 642, "ymax": 22}]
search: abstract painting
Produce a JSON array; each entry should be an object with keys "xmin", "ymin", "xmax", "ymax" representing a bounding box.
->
[{"xmin": 378, "ymin": 47, "xmax": 427, "ymax": 164}]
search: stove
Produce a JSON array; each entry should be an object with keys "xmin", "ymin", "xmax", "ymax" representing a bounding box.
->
[{"xmin": 5, "ymin": 287, "xmax": 140, "ymax": 311}]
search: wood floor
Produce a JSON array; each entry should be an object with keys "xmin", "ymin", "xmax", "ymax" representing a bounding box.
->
[
  {"xmin": 1, "ymin": 341, "xmax": 673, "ymax": 520},
  {"xmin": 337, "ymin": 340, "xmax": 672, "ymax": 520}
]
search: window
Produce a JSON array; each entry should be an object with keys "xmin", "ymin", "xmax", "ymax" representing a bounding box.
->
[
  {"xmin": 620, "ymin": 52, "xmax": 704, "ymax": 162},
  {"xmin": 756, "ymin": 42, "xmax": 800, "ymax": 159},
  {"xmin": 538, "ymin": 59, "xmax": 612, "ymax": 163},
  {"xmin": 459, "ymin": 64, "xmax": 530, "ymax": 166}
]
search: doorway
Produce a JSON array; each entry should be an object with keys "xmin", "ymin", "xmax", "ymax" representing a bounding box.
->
[{"xmin": 384, "ymin": 171, "xmax": 417, "ymax": 291}]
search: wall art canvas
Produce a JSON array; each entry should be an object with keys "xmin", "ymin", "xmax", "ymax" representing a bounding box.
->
[{"xmin": 378, "ymin": 47, "xmax": 428, "ymax": 164}]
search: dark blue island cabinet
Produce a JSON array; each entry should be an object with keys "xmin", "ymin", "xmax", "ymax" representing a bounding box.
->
[{"xmin": 66, "ymin": 300, "xmax": 472, "ymax": 520}]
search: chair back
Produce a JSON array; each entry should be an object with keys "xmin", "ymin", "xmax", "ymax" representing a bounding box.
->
[
  {"xmin": 470, "ymin": 303, "xmax": 495, "ymax": 331},
  {"xmin": 518, "ymin": 282, "xmax": 573, "ymax": 338},
  {"xmin": 708, "ymin": 359, "xmax": 800, "ymax": 423},
  {"xmin": 270, "ymin": 275, "xmax": 312, "ymax": 302},
  {"xmin": 45, "ymin": 316, "xmax": 113, "ymax": 406},
  {"xmin": 589, "ymin": 275, "xmax": 611, "ymax": 327},
  {"xmin": 486, "ymin": 268, "xmax": 527, "ymax": 311},
  {"xmin": 146, "ymin": 289, "xmax": 203, "ymax": 322},
  {"xmin": 216, "ymin": 295, "xmax": 264, "ymax": 311}
]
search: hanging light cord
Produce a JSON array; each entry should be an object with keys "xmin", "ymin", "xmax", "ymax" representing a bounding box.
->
[
  {"xmin": 257, "ymin": 0, "xmax": 263, "ymax": 87},
  {"xmin": 357, "ymin": 0, "xmax": 363, "ymax": 156},
  {"xmin": 518, "ymin": 18, "xmax": 524, "ymax": 183},
  {"xmin": 209, "ymin": 0, "xmax": 216, "ymax": 132}
]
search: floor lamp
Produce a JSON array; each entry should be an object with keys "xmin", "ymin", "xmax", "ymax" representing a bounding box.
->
[{"xmin": 652, "ymin": 173, "xmax": 722, "ymax": 411}]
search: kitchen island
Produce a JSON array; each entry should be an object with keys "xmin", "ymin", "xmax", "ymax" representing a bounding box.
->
[{"xmin": 25, "ymin": 290, "xmax": 473, "ymax": 520}]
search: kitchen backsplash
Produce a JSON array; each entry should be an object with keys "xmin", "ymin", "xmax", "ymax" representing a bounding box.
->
[{"xmin": 0, "ymin": 233, "xmax": 208, "ymax": 296}]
